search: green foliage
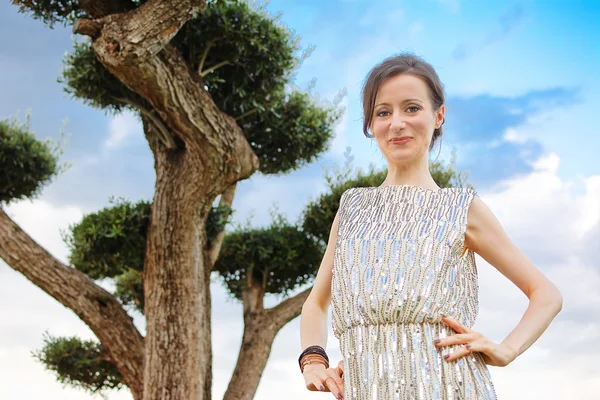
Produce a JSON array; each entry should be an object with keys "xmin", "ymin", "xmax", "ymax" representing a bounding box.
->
[
  {"xmin": 0, "ymin": 114, "xmax": 64, "ymax": 204},
  {"xmin": 11, "ymin": 0, "xmax": 86, "ymax": 27},
  {"xmin": 301, "ymin": 149, "xmax": 473, "ymax": 244},
  {"xmin": 242, "ymin": 90, "xmax": 342, "ymax": 174},
  {"xmin": 65, "ymin": 198, "xmax": 150, "ymax": 279},
  {"xmin": 175, "ymin": 0, "xmax": 345, "ymax": 174},
  {"xmin": 205, "ymin": 203, "xmax": 234, "ymax": 250},
  {"xmin": 214, "ymin": 211, "xmax": 325, "ymax": 300},
  {"xmin": 32, "ymin": 333, "xmax": 123, "ymax": 393},
  {"xmin": 174, "ymin": 0, "xmax": 299, "ymax": 119},
  {"xmin": 114, "ymin": 269, "xmax": 144, "ymax": 313}
]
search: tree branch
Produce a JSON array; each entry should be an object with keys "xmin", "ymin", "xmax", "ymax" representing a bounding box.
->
[
  {"xmin": 75, "ymin": 0, "xmax": 205, "ymax": 61},
  {"xmin": 0, "ymin": 208, "xmax": 144, "ymax": 400},
  {"xmin": 234, "ymin": 108, "xmax": 258, "ymax": 121},
  {"xmin": 242, "ymin": 279, "xmax": 265, "ymax": 315},
  {"xmin": 72, "ymin": 19, "xmax": 103, "ymax": 38},
  {"xmin": 266, "ymin": 286, "xmax": 312, "ymax": 331},
  {"xmin": 113, "ymin": 96, "xmax": 177, "ymax": 149},
  {"xmin": 208, "ymin": 182, "xmax": 237, "ymax": 266},
  {"xmin": 199, "ymin": 60, "xmax": 230, "ymax": 77},
  {"xmin": 197, "ymin": 36, "xmax": 224, "ymax": 75}
]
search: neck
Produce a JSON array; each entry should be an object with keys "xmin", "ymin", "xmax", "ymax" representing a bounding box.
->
[{"xmin": 381, "ymin": 157, "xmax": 439, "ymax": 189}]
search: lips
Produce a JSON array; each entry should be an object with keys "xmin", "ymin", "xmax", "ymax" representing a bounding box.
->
[{"xmin": 389, "ymin": 137, "xmax": 413, "ymax": 144}]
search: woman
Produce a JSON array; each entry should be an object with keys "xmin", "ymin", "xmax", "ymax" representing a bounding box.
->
[{"xmin": 298, "ymin": 53, "xmax": 563, "ymax": 400}]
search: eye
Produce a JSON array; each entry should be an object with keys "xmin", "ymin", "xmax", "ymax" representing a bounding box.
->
[
  {"xmin": 407, "ymin": 105, "xmax": 421, "ymax": 113},
  {"xmin": 376, "ymin": 110, "xmax": 390, "ymax": 117}
]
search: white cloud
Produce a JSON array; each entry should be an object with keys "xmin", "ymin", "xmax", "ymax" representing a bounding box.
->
[
  {"xmin": 503, "ymin": 127, "xmax": 528, "ymax": 144},
  {"xmin": 104, "ymin": 111, "xmax": 141, "ymax": 150},
  {"xmin": 3, "ymin": 199, "xmax": 84, "ymax": 263}
]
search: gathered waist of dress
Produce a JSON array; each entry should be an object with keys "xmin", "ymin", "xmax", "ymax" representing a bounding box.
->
[{"xmin": 337, "ymin": 321, "xmax": 459, "ymax": 358}]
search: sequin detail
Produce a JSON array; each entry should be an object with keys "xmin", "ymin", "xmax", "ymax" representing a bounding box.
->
[{"xmin": 331, "ymin": 186, "xmax": 497, "ymax": 399}]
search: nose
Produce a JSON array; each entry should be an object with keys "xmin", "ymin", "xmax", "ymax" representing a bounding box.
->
[{"xmin": 390, "ymin": 113, "xmax": 405, "ymax": 131}]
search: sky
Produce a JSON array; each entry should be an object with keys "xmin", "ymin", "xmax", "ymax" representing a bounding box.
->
[{"xmin": 0, "ymin": 0, "xmax": 599, "ymax": 399}]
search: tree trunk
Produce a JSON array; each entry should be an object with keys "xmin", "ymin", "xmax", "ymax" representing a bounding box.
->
[
  {"xmin": 223, "ymin": 284, "xmax": 276, "ymax": 400},
  {"xmin": 143, "ymin": 135, "xmax": 214, "ymax": 400},
  {"xmin": 223, "ymin": 314, "xmax": 277, "ymax": 400}
]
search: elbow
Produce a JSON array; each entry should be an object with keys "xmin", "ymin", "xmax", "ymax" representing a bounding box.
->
[
  {"xmin": 543, "ymin": 285, "xmax": 564, "ymax": 315},
  {"xmin": 531, "ymin": 283, "xmax": 563, "ymax": 316},
  {"xmin": 553, "ymin": 288, "xmax": 563, "ymax": 315},
  {"xmin": 548, "ymin": 281, "xmax": 563, "ymax": 315}
]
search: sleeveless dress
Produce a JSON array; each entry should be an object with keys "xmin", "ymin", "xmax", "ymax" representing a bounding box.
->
[{"xmin": 330, "ymin": 185, "xmax": 497, "ymax": 400}]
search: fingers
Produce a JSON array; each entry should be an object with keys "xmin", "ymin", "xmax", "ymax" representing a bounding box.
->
[
  {"xmin": 463, "ymin": 339, "xmax": 491, "ymax": 354},
  {"xmin": 434, "ymin": 333, "xmax": 473, "ymax": 347},
  {"xmin": 324, "ymin": 367, "xmax": 344, "ymax": 399},
  {"xmin": 336, "ymin": 360, "xmax": 344, "ymax": 378},
  {"xmin": 441, "ymin": 344, "xmax": 472, "ymax": 362},
  {"xmin": 310, "ymin": 377, "xmax": 327, "ymax": 392},
  {"xmin": 440, "ymin": 314, "xmax": 471, "ymax": 334}
]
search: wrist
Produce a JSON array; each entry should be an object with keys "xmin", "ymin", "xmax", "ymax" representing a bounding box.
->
[
  {"xmin": 500, "ymin": 342, "xmax": 520, "ymax": 363},
  {"xmin": 298, "ymin": 345, "xmax": 329, "ymax": 373},
  {"xmin": 302, "ymin": 363, "xmax": 327, "ymax": 374}
]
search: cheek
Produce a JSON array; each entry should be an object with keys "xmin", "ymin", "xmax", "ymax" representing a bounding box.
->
[{"xmin": 371, "ymin": 119, "xmax": 391, "ymax": 139}]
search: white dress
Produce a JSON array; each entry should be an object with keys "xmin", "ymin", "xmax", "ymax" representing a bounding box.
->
[{"xmin": 330, "ymin": 185, "xmax": 497, "ymax": 399}]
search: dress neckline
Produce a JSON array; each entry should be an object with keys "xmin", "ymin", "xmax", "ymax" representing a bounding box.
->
[{"xmin": 364, "ymin": 184, "xmax": 448, "ymax": 193}]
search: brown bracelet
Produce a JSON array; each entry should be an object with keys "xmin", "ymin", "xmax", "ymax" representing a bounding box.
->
[
  {"xmin": 300, "ymin": 354, "xmax": 329, "ymax": 373},
  {"xmin": 298, "ymin": 345, "xmax": 329, "ymax": 370}
]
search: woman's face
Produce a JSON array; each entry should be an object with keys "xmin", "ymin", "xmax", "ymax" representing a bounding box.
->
[{"xmin": 369, "ymin": 73, "xmax": 444, "ymax": 165}]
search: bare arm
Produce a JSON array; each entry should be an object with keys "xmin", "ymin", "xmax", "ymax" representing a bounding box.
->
[
  {"xmin": 465, "ymin": 195, "xmax": 563, "ymax": 361},
  {"xmin": 299, "ymin": 207, "xmax": 345, "ymax": 396},
  {"xmin": 300, "ymin": 208, "xmax": 340, "ymax": 351}
]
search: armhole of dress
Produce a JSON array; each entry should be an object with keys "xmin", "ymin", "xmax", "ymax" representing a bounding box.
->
[{"xmin": 460, "ymin": 187, "xmax": 478, "ymax": 260}]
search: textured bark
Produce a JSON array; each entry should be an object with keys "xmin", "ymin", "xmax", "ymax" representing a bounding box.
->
[
  {"xmin": 223, "ymin": 284, "xmax": 274, "ymax": 400},
  {"xmin": 222, "ymin": 285, "xmax": 313, "ymax": 400},
  {"xmin": 0, "ymin": 209, "xmax": 144, "ymax": 400}
]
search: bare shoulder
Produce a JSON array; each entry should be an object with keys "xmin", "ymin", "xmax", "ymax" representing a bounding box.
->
[{"xmin": 464, "ymin": 191, "xmax": 502, "ymax": 254}]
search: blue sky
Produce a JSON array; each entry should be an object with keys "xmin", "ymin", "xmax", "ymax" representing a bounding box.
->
[
  {"xmin": 1, "ymin": 0, "xmax": 599, "ymax": 215},
  {"xmin": 1, "ymin": 1, "xmax": 599, "ymax": 399}
]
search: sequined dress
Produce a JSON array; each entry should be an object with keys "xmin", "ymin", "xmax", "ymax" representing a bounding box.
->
[{"xmin": 330, "ymin": 185, "xmax": 497, "ymax": 399}]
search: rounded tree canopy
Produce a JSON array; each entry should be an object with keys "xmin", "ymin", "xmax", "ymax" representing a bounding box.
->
[{"xmin": 0, "ymin": 116, "xmax": 61, "ymax": 204}]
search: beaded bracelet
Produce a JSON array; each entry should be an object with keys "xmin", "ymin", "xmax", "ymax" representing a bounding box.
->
[{"xmin": 298, "ymin": 345, "xmax": 329, "ymax": 371}]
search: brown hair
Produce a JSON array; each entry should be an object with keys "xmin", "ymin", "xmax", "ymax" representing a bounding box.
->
[{"xmin": 361, "ymin": 52, "xmax": 445, "ymax": 151}]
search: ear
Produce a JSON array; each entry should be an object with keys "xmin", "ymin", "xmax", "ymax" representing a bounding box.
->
[{"xmin": 436, "ymin": 104, "xmax": 445, "ymax": 128}]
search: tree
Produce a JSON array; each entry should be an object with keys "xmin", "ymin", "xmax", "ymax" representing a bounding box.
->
[{"xmin": 1, "ymin": 1, "xmax": 342, "ymax": 399}]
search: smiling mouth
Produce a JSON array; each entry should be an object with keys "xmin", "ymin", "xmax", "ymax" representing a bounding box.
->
[{"xmin": 389, "ymin": 137, "xmax": 413, "ymax": 144}]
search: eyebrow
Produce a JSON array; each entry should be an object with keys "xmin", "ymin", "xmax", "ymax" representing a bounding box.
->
[{"xmin": 374, "ymin": 99, "xmax": 424, "ymax": 108}]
